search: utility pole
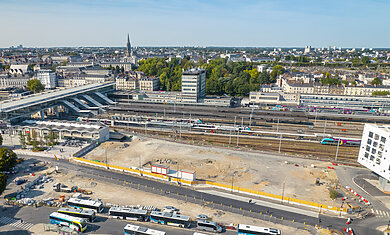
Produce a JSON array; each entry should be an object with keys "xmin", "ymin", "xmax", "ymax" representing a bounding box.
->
[
  {"xmin": 278, "ymin": 135, "xmax": 282, "ymax": 153},
  {"xmin": 323, "ymin": 119, "xmax": 327, "ymax": 134},
  {"xmin": 105, "ymin": 147, "xmax": 108, "ymax": 169},
  {"xmin": 179, "ymin": 122, "xmax": 182, "ymax": 141},
  {"xmin": 234, "ymin": 116, "xmax": 236, "ymax": 127},
  {"xmin": 281, "ymin": 180, "xmax": 286, "ymax": 204},
  {"xmin": 276, "ymin": 118, "xmax": 280, "ymax": 132},
  {"xmin": 249, "ymin": 108, "xmax": 253, "ymax": 128},
  {"xmin": 229, "ymin": 129, "xmax": 232, "ymax": 146},
  {"xmin": 144, "ymin": 122, "xmax": 147, "ymax": 135},
  {"xmin": 241, "ymin": 117, "xmax": 244, "ymax": 127},
  {"xmin": 231, "ymin": 174, "xmax": 234, "ymax": 193},
  {"xmin": 335, "ymin": 138, "xmax": 341, "ymax": 162},
  {"xmin": 164, "ymin": 108, "xmax": 166, "ymax": 118},
  {"xmin": 236, "ymin": 130, "xmax": 240, "ymax": 146}
]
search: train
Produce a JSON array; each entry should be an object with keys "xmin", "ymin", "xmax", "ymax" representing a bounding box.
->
[{"xmin": 320, "ymin": 138, "xmax": 361, "ymax": 147}]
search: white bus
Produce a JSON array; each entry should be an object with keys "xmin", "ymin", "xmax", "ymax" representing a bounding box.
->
[
  {"xmin": 67, "ymin": 198, "xmax": 104, "ymax": 213},
  {"xmin": 196, "ymin": 219, "xmax": 223, "ymax": 233},
  {"xmin": 57, "ymin": 207, "xmax": 96, "ymax": 222},
  {"xmin": 149, "ymin": 211, "xmax": 190, "ymax": 228},
  {"xmin": 109, "ymin": 207, "xmax": 148, "ymax": 221},
  {"xmin": 49, "ymin": 212, "xmax": 87, "ymax": 232},
  {"xmin": 124, "ymin": 224, "xmax": 166, "ymax": 235},
  {"xmin": 237, "ymin": 224, "xmax": 281, "ymax": 235}
]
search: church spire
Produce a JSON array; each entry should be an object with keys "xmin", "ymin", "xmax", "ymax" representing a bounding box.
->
[{"xmin": 126, "ymin": 33, "xmax": 132, "ymax": 57}]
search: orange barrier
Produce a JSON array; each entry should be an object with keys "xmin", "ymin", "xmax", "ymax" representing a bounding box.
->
[{"xmin": 73, "ymin": 157, "xmax": 347, "ymax": 213}]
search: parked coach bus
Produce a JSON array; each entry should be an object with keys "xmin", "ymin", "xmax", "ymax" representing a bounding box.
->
[
  {"xmin": 67, "ymin": 198, "xmax": 104, "ymax": 213},
  {"xmin": 149, "ymin": 211, "xmax": 190, "ymax": 228},
  {"xmin": 124, "ymin": 224, "xmax": 166, "ymax": 235},
  {"xmin": 49, "ymin": 212, "xmax": 87, "ymax": 232},
  {"xmin": 237, "ymin": 224, "xmax": 281, "ymax": 235},
  {"xmin": 109, "ymin": 207, "xmax": 148, "ymax": 221},
  {"xmin": 57, "ymin": 207, "xmax": 96, "ymax": 222}
]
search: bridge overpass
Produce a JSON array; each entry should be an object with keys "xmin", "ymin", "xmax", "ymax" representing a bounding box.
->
[{"xmin": 0, "ymin": 82, "xmax": 115, "ymax": 124}]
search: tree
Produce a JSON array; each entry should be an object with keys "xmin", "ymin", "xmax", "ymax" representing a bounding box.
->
[
  {"xmin": 259, "ymin": 71, "xmax": 271, "ymax": 84},
  {"xmin": 361, "ymin": 56, "xmax": 370, "ymax": 65},
  {"xmin": 48, "ymin": 128, "xmax": 58, "ymax": 146},
  {"xmin": 27, "ymin": 79, "xmax": 45, "ymax": 93},
  {"xmin": 0, "ymin": 173, "xmax": 6, "ymax": 195},
  {"xmin": 26, "ymin": 132, "xmax": 32, "ymax": 145},
  {"xmin": 329, "ymin": 188, "xmax": 340, "ymax": 200},
  {"xmin": 372, "ymin": 91, "xmax": 390, "ymax": 96},
  {"xmin": 19, "ymin": 132, "xmax": 26, "ymax": 149},
  {"xmin": 371, "ymin": 77, "xmax": 383, "ymax": 86},
  {"xmin": 270, "ymin": 65, "xmax": 285, "ymax": 81},
  {"xmin": 342, "ymin": 80, "xmax": 349, "ymax": 86},
  {"xmin": 0, "ymin": 147, "xmax": 17, "ymax": 171}
]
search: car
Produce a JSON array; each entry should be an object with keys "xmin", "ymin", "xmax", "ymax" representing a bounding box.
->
[
  {"xmin": 163, "ymin": 206, "xmax": 179, "ymax": 212},
  {"xmin": 196, "ymin": 214, "xmax": 209, "ymax": 220}
]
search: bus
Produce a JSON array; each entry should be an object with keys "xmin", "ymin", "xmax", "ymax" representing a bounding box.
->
[
  {"xmin": 149, "ymin": 211, "xmax": 190, "ymax": 228},
  {"xmin": 237, "ymin": 224, "xmax": 281, "ymax": 235},
  {"xmin": 109, "ymin": 207, "xmax": 148, "ymax": 221},
  {"xmin": 320, "ymin": 138, "xmax": 361, "ymax": 147},
  {"xmin": 196, "ymin": 219, "xmax": 223, "ymax": 233},
  {"xmin": 57, "ymin": 207, "xmax": 96, "ymax": 222},
  {"xmin": 124, "ymin": 223, "xmax": 166, "ymax": 235},
  {"xmin": 67, "ymin": 198, "xmax": 104, "ymax": 213},
  {"xmin": 49, "ymin": 212, "xmax": 87, "ymax": 232}
]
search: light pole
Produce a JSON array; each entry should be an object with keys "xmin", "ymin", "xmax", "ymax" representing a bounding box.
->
[{"xmin": 281, "ymin": 179, "xmax": 286, "ymax": 204}]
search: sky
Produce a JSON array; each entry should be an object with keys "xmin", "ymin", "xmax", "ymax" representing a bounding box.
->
[{"xmin": 0, "ymin": 0, "xmax": 389, "ymax": 48}]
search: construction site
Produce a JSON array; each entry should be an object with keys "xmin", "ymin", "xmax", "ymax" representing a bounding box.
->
[{"xmin": 85, "ymin": 135, "xmax": 348, "ymax": 207}]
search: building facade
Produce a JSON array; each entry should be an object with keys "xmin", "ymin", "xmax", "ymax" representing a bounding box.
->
[
  {"xmin": 358, "ymin": 124, "xmax": 390, "ymax": 191},
  {"xmin": 181, "ymin": 68, "xmax": 206, "ymax": 103},
  {"xmin": 0, "ymin": 74, "xmax": 30, "ymax": 89},
  {"xmin": 36, "ymin": 69, "xmax": 57, "ymax": 89}
]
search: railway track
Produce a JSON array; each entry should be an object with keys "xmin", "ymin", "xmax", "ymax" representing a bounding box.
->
[{"xmin": 116, "ymin": 126, "xmax": 360, "ymax": 163}]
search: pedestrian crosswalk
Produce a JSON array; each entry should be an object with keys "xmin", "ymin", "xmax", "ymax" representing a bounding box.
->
[
  {"xmin": 373, "ymin": 209, "xmax": 390, "ymax": 218},
  {"xmin": 0, "ymin": 216, "xmax": 34, "ymax": 230}
]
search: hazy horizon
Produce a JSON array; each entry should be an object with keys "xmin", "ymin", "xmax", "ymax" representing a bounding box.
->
[{"xmin": 1, "ymin": 0, "xmax": 389, "ymax": 48}]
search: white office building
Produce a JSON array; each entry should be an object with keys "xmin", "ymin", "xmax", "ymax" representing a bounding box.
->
[
  {"xmin": 358, "ymin": 124, "xmax": 390, "ymax": 191},
  {"xmin": 181, "ymin": 68, "xmax": 206, "ymax": 103},
  {"xmin": 36, "ymin": 69, "xmax": 57, "ymax": 89}
]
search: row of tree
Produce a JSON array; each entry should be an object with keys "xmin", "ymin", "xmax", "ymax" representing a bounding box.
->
[
  {"xmin": 19, "ymin": 129, "xmax": 58, "ymax": 151},
  {"xmin": 136, "ymin": 58, "xmax": 286, "ymax": 96}
]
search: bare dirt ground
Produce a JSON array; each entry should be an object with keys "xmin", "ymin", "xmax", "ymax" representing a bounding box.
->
[{"xmin": 85, "ymin": 137, "xmax": 341, "ymax": 206}]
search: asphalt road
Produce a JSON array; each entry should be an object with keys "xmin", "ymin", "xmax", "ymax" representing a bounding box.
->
[{"xmin": 19, "ymin": 156, "xmax": 384, "ymax": 234}]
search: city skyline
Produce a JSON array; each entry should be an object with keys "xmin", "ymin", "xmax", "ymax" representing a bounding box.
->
[{"xmin": 1, "ymin": 0, "xmax": 389, "ymax": 48}]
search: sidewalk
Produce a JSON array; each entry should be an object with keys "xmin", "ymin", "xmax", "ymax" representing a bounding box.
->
[{"xmin": 197, "ymin": 189, "xmax": 319, "ymax": 218}]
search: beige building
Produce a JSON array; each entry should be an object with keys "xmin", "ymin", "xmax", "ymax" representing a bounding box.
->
[
  {"xmin": 0, "ymin": 74, "xmax": 30, "ymax": 89},
  {"xmin": 116, "ymin": 76, "xmax": 159, "ymax": 91},
  {"xmin": 344, "ymin": 85, "xmax": 390, "ymax": 96},
  {"xmin": 139, "ymin": 77, "xmax": 159, "ymax": 91}
]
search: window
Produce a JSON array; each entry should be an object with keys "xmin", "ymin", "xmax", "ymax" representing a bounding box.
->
[
  {"xmin": 379, "ymin": 144, "xmax": 385, "ymax": 151},
  {"xmin": 367, "ymin": 146, "xmax": 371, "ymax": 152},
  {"xmin": 372, "ymin": 148, "xmax": 376, "ymax": 154},
  {"xmin": 370, "ymin": 155, "xmax": 375, "ymax": 161},
  {"xmin": 378, "ymin": 152, "xmax": 383, "ymax": 158},
  {"xmin": 364, "ymin": 152, "xmax": 369, "ymax": 158},
  {"xmin": 369, "ymin": 132, "xmax": 374, "ymax": 138},
  {"xmin": 381, "ymin": 137, "xmax": 387, "ymax": 143},
  {"xmin": 373, "ymin": 142, "xmax": 378, "ymax": 147},
  {"xmin": 367, "ymin": 139, "xmax": 372, "ymax": 145},
  {"xmin": 375, "ymin": 134, "xmax": 379, "ymax": 140}
]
